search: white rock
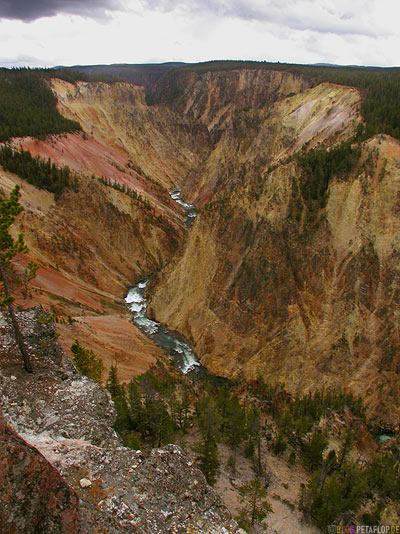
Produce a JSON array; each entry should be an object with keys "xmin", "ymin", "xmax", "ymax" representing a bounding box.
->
[{"xmin": 79, "ymin": 478, "xmax": 92, "ymax": 488}]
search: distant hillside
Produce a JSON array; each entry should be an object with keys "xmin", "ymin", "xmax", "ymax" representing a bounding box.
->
[
  {"xmin": 63, "ymin": 62, "xmax": 187, "ymax": 89},
  {"xmin": 2, "ymin": 59, "xmax": 400, "ymax": 143},
  {"xmin": 0, "ymin": 63, "xmax": 188, "ymax": 142}
]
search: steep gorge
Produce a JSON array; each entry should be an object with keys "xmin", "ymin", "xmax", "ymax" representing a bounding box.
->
[
  {"xmin": 147, "ymin": 69, "xmax": 400, "ymax": 425},
  {"xmin": 3, "ymin": 66, "xmax": 400, "ymax": 425}
]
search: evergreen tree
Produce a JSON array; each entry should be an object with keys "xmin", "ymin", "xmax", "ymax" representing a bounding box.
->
[
  {"xmin": 128, "ymin": 380, "xmax": 144, "ymax": 430},
  {"xmin": 70, "ymin": 339, "xmax": 103, "ymax": 382},
  {"xmin": 170, "ymin": 389, "xmax": 190, "ymax": 432},
  {"xmin": 301, "ymin": 462, "xmax": 369, "ymax": 529},
  {"xmin": 106, "ymin": 362, "xmax": 122, "ymax": 399},
  {"xmin": 245, "ymin": 407, "xmax": 263, "ymax": 475},
  {"xmin": 367, "ymin": 454, "xmax": 400, "ymax": 499},
  {"xmin": 195, "ymin": 434, "xmax": 219, "ymax": 485},
  {"xmin": 195, "ymin": 395, "xmax": 221, "ymax": 485},
  {"xmin": 223, "ymin": 395, "xmax": 246, "ymax": 474},
  {"xmin": 272, "ymin": 433, "xmax": 287, "ymax": 455},
  {"xmin": 303, "ymin": 429, "xmax": 328, "ymax": 471},
  {"xmin": 142, "ymin": 396, "xmax": 174, "ymax": 448},
  {"xmin": 0, "ymin": 185, "xmax": 38, "ymax": 372},
  {"xmin": 237, "ymin": 478, "xmax": 272, "ymax": 531}
]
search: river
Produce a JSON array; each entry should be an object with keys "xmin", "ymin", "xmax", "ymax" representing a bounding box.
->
[{"xmin": 125, "ymin": 188, "xmax": 201, "ymax": 375}]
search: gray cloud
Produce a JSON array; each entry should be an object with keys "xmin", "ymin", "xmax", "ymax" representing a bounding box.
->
[
  {"xmin": 0, "ymin": 55, "xmax": 45, "ymax": 67},
  {"xmin": 139, "ymin": 0, "xmax": 379, "ymax": 37},
  {"xmin": 0, "ymin": 0, "xmax": 124, "ymax": 22}
]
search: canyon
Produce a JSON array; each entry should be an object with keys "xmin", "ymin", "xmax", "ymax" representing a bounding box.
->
[
  {"xmin": 2, "ymin": 63, "xmax": 400, "ymax": 532},
  {"xmin": 2, "ymin": 66, "xmax": 400, "ymax": 424}
]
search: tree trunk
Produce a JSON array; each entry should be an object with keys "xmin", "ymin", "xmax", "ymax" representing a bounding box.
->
[
  {"xmin": 0, "ymin": 264, "xmax": 32, "ymax": 373},
  {"xmin": 257, "ymin": 436, "xmax": 262, "ymax": 475},
  {"xmin": 251, "ymin": 495, "xmax": 257, "ymax": 526}
]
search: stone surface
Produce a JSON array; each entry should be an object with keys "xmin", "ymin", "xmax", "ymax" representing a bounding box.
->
[
  {"xmin": 79, "ymin": 478, "xmax": 92, "ymax": 488},
  {"xmin": 0, "ymin": 416, "xmax": 82, "ymax": 534},
  {"xmin": 0, "ymin": 308, "xmax": 243, "ymax": 533}
]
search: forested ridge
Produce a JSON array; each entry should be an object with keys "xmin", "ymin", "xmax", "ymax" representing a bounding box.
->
[
  {"xmin": 0, "ymin": 68, "xmax": 84, "ymax": 142},
  {"xmin": 0, "ymin": 145, "xmax": 75, "ymax": 199},
  {"xmin": 2, "ymin": 61, "xmax": 399, "ymax": 144}
]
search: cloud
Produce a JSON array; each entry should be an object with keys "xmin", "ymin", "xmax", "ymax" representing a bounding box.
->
[
  {"xmin": 0, "ymin": 0, "xmax": 124, "ymax": 22},
  {"xmin": 0, "ymin": 0, "xmax": 398, "ymax": 68},
  {"xmin": 0, "ymin": 54, "xmax": 45, "ymax": 68},
  {"xmin": 139, "ymin": 0, "xmax": 380, "ymax": 37}
]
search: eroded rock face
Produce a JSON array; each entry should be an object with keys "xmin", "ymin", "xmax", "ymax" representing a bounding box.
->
[
  {"xmin": 147, "ymin": 74, "xmax": 399, "ymax": 426},
  {"xmin": 0, "ymin": 308, "xmax": 242, "ymax": 533},
  {"xmin": 0, "ymin": 417, "xmax": 82, "ymax": 534}
]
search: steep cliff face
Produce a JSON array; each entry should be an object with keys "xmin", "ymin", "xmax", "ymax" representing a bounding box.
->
[
  {"xmin": 152, "ymin": 71, "xmax": 359, "ymax": 205},
  {"xmin": 51, "ymin": 79, "xmax": 211, "ymax": 191},
  {"xmin": 148, "ymin": 72, "xmax": 400, "ymax": 424},
  {"xmin": 0, "ymin": 308, "xmax": 243, "ymax": 533},
  {"xmin": 151, "ymin": 69, "xmax": 312, "ymax": 124}
]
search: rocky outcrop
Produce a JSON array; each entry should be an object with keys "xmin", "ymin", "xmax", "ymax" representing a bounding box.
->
[
  {"xmin": 0, "ymin": 417, "xmax": 82, "ymax": 534},
  {"xmin": 0, "ymin": 308, "xmax": 242, "ymax": 533}
]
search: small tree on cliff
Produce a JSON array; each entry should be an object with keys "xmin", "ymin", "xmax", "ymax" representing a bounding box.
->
[
  {"xmin": 237, "ymin": 478, "xmax": 273, "ymax": 531},
  {"xmin": 194, "ymin": 396, "xmax": 221, "ymax": 485},
  {"xmin": 0, "ymin": 185, "xmax": 38, "ymax": 372},
  {"xmin": 106, "ymin": 362, "xmax": 122, "ymax": 399},
  {"xmin": 70, "ymin": 339, "xmax": 103, "ymax": 382}
]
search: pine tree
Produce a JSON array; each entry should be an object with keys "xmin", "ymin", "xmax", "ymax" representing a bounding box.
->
[
  {"xmin": 194, "ymin": 395, "xmax": 221, "ymax": 485},
  {"xmin": 0, "ymin": 184, "xmax": 38, "ymax": 372},
  {"xmin": 195, "ymin": 433, "xmax": 220, "ymax": 485},
  {"xmin": 106, "ymin": 362, "xmax": 121, "ymax": 399},
  {"xmin": 70, "ymin": 339, "xmax": 103, "ymax": 382},
  {"xmin": 224, "ymin": 395, "xmax": 246, "ymax": 474},
  {"xmin": 142, "ymin": 396, "xmax": 174, "ymax": 447},
  {"xmin": 237, "ymin": 478, "xmax": 272, "ymax": 531},
  {"xmin": 170, "ymin": 389, "xmax": 190, "ymax": 432},
  {"xmin": 303, "ymin": 429, "xmax": 328, "ymax": 471},
  {"xmin": 245, "ymin": 407, "xmax": 263, "ymax": 474},
  {"xmin": 128, "ymin": 381, "xmax": 144, "ymax": 430}
]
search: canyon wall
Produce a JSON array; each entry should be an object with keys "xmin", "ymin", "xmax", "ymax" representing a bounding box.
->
[{"xmin": 148, "ymin": 70, "xmax": 400, "ymax": 424}]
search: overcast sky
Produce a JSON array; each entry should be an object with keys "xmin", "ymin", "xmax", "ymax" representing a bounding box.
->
[{"xmin": 0, "ymin": 0, "xmax": 399, "ymax": 68}]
